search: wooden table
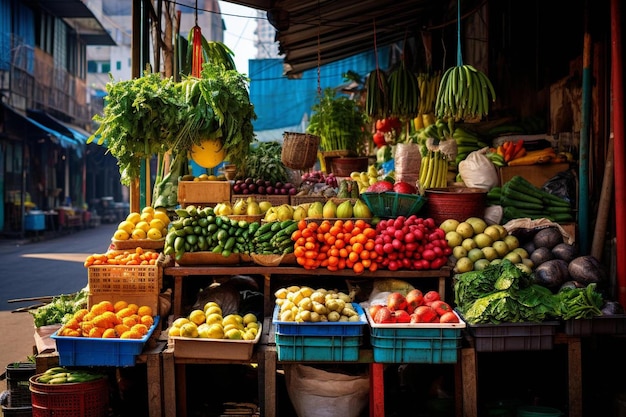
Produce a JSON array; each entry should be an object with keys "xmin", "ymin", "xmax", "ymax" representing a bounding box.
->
[{"xmin": 162, "ymin": 263, "xmax": 453, "ymax": 417}]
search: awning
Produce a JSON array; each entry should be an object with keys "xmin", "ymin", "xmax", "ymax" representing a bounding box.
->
[
  {"xmin": 1, "ymin": 103, "xmax": 81, "ymax": 152},
  {"xmin": 26, "ymin": 109, "xmax": 86, "ymax": 155}
]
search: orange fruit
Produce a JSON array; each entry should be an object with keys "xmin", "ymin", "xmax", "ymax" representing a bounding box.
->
[
  {"xmin": 140, "ymin": 315, "xmax": 154, "ymax": 327},
  {"xmin": 122, "ymin": 316, "xmax": 137, "ymax": 328},
  {"xmin": 102, "ymin": 328, "xmax": 117, "ymax": 338},
  {"xmin": 120, "ymin": 331, "xmax": 133, "ymax": 339},
  {"xmin": 137, "ymin": 305, "xmax": 153, "ymax": 317},
  {"xmin": 114, "ymin": 300, "xmax": 129, "ymax": 312},
  {"xmin": 63, "ymin": 318, "xmax": 80, "ymax": 330},
  {"xmin": 115, "ymin": 324, "xmax": 130, "ymax": 335},
  {"xmin": 89, "ymin": 327, "xmax": 104, "ymax": 338},
  {"xmin": 116, "ymin": 307, "xmax": 133, "ymax": 319},
  {"xmin": 73, "ymin": 308, "xmax": 89, "ymax": 321},
  {"xmin": 127, "ymin": 303, "xmax": 139, "ymax": 314},
  {"xmin": 126, "ymin": 212, "xmax": 141, "ymax": 224},
  {"xmin": 132, "ymin": 324, "xmax": 148, "ymax": 336}
]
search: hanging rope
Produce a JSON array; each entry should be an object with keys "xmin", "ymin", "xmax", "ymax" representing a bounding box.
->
[
  {"xmin": 456, "ymin": 0, "xmax": 463, "ymax": 66},
  {"xmin": 316, "ymin": 0, "xmax": 322, "ymax": 97}
]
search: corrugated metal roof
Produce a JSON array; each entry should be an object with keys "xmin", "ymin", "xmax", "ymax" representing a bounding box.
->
[{"xmin": 224, "ymin": 0, "xmax": 461, "ymax": 77}]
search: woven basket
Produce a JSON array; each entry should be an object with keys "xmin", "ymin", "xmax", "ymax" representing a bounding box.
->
[
  {"xmin": 424, "ymin": 187, "xmax": 487, "ymax": 226},
  {"xmin": 281, "ymin": 132, "xmax": 320, "ymax": 170}
]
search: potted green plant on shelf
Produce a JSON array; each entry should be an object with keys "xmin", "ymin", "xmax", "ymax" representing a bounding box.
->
[{"xmin": 306, "ymin": 87, "xmax": 370, "ymax": 175}]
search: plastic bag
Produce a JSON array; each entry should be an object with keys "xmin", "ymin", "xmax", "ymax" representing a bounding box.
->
[
  {"xmin": 394, "ymin": 143, "xmax": 421, "ymax": 185},
  {"xmin": 458, "ymin": 148, "xmax": 499, "ymax": 190},
  {"xmin": 285, "ymin": 364, "xmax": 370, "ymax": 417},
  {"xmin": 542, "ymin": 169, "xmax": 576, "ymax": 203}
]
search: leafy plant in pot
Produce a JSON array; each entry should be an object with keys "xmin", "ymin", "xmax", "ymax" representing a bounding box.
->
[{"xmin": 306, "ymin": 88, "xmax": 370, "ymax": 174}]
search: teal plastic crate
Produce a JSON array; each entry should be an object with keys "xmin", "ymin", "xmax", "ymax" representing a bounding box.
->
[
  {"xmin": 275, "ymin": 333, "xmax": 362, "ymax": 361},
  {"xmin": 367, "ymin": 310, "xmax": 465, "ymax": 363},
  {"xmin": 272, "ymin": 303, "xmax": 366, "ymax": 336},
  {"xmin": 51, "ymin": 316, "xmax": 159, "ymax": 367}
]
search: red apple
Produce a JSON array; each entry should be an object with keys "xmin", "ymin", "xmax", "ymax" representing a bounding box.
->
[
  {"xmin": 430, "ymin": 300, "xmax": 452, "ymax": 317},
  {"xmin": 405, "ymin": 289, "xmax": 424, "ymax": 313},
  {"xmin": 413, "ymin": 305, "xmax": 438, "ymax": 323},
  {"xmin": 374, "ymin": 306, "xmax": 395, "ymax": 324},
  {"xmin": 393, "ymin": 310, "xmax": 411, "ymax": 323},
  {"xmin": 393, "ymin": 181, "xmax": 418, "ymax": 194},
  {"xmin": 439, "ymin": 311, "xmax": 460, "ymax": 323},
  {"xmin": 369, "ymin": 304, "xmax": 384, "ymax": 318},
  {"xmin": 386, "ymin": 292, "xmax": 408, "ymax": 312},
  {"xmin": 423, "ymin": 290, "xmax": 441, "ymax": 305},
  {"xmin": 366, "ymin": 181, "xmax": 394, "ymax": 193}
]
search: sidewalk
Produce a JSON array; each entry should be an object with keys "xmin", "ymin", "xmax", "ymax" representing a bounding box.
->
[{"xmin": 0, "ymin": 310, "xmax": 38, "ymax": 399}]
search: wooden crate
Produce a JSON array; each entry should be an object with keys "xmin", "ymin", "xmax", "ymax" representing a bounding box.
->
[
  {"xmin": 498, "ymin": 163, "xmax": 570, "ymax": 187},
  {"xmin": 178, "ymin": 181, "xmax": 231, "ymax": 206}
]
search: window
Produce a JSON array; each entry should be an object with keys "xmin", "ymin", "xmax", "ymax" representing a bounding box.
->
[{"xmin": 116, "ymin": 61, "xmax": 121, "ymax": 70}]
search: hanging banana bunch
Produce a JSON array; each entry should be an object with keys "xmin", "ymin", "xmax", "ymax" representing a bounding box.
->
[
  {"xmin": 435, "ymin": 64, "xmax": 496, "ymax": 122},
  {"xmin": 387, "ymin": 61, "xmax": 420, "ymax": 120},
  {"xmin": 414, "ymin": 71, "xmax": 441, "ymax": 130},
  {"xmin": 365, "ymin": 68, "xmax": 389, "ymax": 119}
]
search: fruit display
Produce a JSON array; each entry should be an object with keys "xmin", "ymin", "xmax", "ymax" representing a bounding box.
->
[
  {"xmin": 292, "ymin": 218, "xmax": 379, "ymax": 274},
  {"xmin": 300, "ymin": 170, "xmax": 339, "ymax": 188},
  {"xmin": 231, "ymin": 196, "xmax": 263, "ymax": 216},
  {"xmin": 369, "ymin": 290, "xmax": 460, "ymax": 324},
  {"xmin": 232, "ymin": 177, "xmax": 297, "ymax": 196},
  {"xmin": 113, "ymin": 206, "xmax": 170, "ymax": 241},
  {"xmin": 252, "ymin": 219, "xmax": 297, "ymax": 255},
  {"xmin": 168, "ymin": 301, "xmax": 260, "ymax": 341},
  {"xmin": 262, "ymin": 199, "xmax": 373, "ymax": 223},
  {"xmin": 373, "ymin": 216, "xmax": 450, "ymax": 271},
  {"xmin": 55, "ymin": 300, "xmax": 156, "ymax": 339},
  {"xmin": 349, "ymin": 165, "xmax": 381, "ymax": 193},
  {"xmin": 274, "ymin": 285, "xmax": 359, "ymax": 323},
  {"xmin": 180, "ymin": 173, "xmax": 228, "ymax": 182},
  {"xmin": 83, "ymin": 248, "xmax": 160, "ymax": 267},
  {"xmin": 435, "ymin": 63, "xmax": 496, "ymax": 121},
  {"xmin": 441, "ymin": 216, "xmax": 523, "ymax": 273},
  {"xmin": 33, "ymin": 367, "xmax": 105, "ymax": 384}
]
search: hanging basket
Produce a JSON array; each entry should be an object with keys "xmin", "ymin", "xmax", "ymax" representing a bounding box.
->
[{"xmin": 281, "ymin": 132, "xmax": 320, "ymax": 170}]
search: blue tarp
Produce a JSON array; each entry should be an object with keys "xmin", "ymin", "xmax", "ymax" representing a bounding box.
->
[{"xmin": 248, "ymin": 48, "xmax": 391, "ymax": 133}]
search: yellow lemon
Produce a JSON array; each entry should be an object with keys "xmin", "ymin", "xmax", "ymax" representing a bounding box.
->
[
  {"xmin": 140, "ymin": 212, "xmax": 153, "ymax": 223},
  {"xmin": 131, "ymin": 228, "xmax": 147, "ymax": 240},
  {"xmin": 188, "ymin": 309, "xmax": 206, "ymax": 326},
  {"xmin": 179, "ymin": 322, "xmax": 199, "ymax": 338},
  {"xmin": 126, "ymin": 212, "xmax": 141, "ymax": 224},
  {"xmin": 118, "ymin": 220, "xmax": 135, "ymax": 234},
  {"xmin": 147, "ymin": 228, "xmax": 162, "ymax": 240},
  {"xmin": 168, "ymin": 327, "xmax": 181, "ymax": 337},
  {"xmin": 142, "ymin": 206, "xmax": 155, "ymax": 216},
  {"xmin": 135, "ymin": 221, "xmax": 151, "ymax": 233},
  {"xmin": 149, "ymin": 218, "xmax": 165, "ymax": 231},
  {"xmin": 113, "ymin": 229, "xmax": 130, "ymax": 240},
  {"xmin": 154, "ymin": 211, "xmax": 170, "ymax": 226},
  {"xmin": 172, "ymin": 317, "xmax": 190, "ymax": 328}
]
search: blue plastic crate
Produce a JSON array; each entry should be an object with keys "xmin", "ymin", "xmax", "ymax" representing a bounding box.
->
[
  {"xmin": 51, "ymin": 316, "xmax": 159, "ymax": 367},
  {"xmin": 275, "ymin": 333, "xmax": 362, "ymax": 361},
  {"xmin": 25, "ymin": 211, "xmax": 45, "ymax": 231},
  {"xmin": 370, "ymin": 331, "xmax": 461, "ymax": 363},
  {"xmin": 367, "ymin": 310, "xmax": 465, "ymax": 363},
  {"xmin": 272, "ymin": 303, "xmax": 366, "ymax": 336}
]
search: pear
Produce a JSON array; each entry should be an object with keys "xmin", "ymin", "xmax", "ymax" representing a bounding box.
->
[
  {"xmin": 293, "ymin": 206, "xmax": 307, "ymax": 221},
  {"xmin": 352, "ymin": 199, "xmax": 372, "ymax": 218},
  {"xmin": 322, "ymin": 199, "xmax": 337, "ymax": 218},
  {"xmin": 336, "ymin": 200, "xmax": 353, "ymax": 218},
  {"xmin": 277, "ymin": 205, "xmax": 293, "ymax": 221},
  {"xmin": 307, "ymin": 201, "xmax": 323, "ymax": 218},
  {"xmin": 259, "ymin": 201, "xmax": 272, "ymax": 214},
  {"xmin": 233, "ymin": 198, "xmax": 247, "ymax": 215},
  {"xmin": 247, "ymin": 200, "xmax": 262, "ymax": 215}
]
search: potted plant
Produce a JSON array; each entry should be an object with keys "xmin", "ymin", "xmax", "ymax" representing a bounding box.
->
[{"xmin": 306, "ymin": 87, "xmax": 370, "ymax": 175}]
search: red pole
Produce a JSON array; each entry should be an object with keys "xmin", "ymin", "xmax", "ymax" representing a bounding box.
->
[{"xmin": 610, "ymin": 0, "xmax": 626, "ymax": 306}]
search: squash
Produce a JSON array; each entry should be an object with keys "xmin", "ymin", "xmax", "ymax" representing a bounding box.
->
[
  {"xmin": 551, "ymin": 242, "xmax": 578, "ymax": 263},
  {"xmin": 532, "ymin": 227, "xmax": 563, "ymax": 250},
  {"xmin": 533, "ymin": 259, "xmax": 570, "ymax": 290},
  {"xmin": 568, "ymin": 255, "xmax": 606, "ymax": 285}
]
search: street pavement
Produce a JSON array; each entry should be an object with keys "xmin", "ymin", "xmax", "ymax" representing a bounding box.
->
[{"xmin": 0, "ymin": 223, "xmax": 118, "ymax": 385}]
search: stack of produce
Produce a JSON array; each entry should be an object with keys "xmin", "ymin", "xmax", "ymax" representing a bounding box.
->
[
  {"xmin": 168, "ymin": 301, "xmax": 260, "ymax": 341},
  {"xmin": 452, "ymin": 126, "xmax": 490, "ymax": 166},
  {"xmin": 453, "ymin": 259, "xmax": 605, "ymax": 324},
  {"xmin": 30, "ymin": 290, "xmax": 89, "ymax": 328},
  {"xmin": 33, "ymin": 367, "xmax": 105, "ymax": 384},
  {"xmin": 232, "ymin": 178, "xmax": 297, "ymax": 196},
  {"xmin": 54, "ymin": 300, "xmax": 156, "ymax": 339},
  {"xmin": 251, "ymin": 220, "xmax": 297, "ymax": 255},
  {"xmin": 113, "ymin": 206, "xmax": 170, "ymax": 242},
  {"xmin": 368, "ymin": 289, "xmax": 459, "ymax": 324},
  {"xmin": 490, "ymin": 175, "xmax": 574, "ymax": 223},
  {"xmin": 274, "ymin": 286, "xmax": 359, "ymax": 323}
]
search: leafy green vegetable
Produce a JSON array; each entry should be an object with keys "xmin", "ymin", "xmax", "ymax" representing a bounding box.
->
[
  {"xmin": 242, "ymin": 142, "xmax": 289, "ymax": 184},
  {"xmin": 30, "ymin": 290, "xmax": 89, "ymax": 328},
  {"xmin": 555, "ymin": 283, "xmax": 604, "ymax": 320},
  {"xmin": 307, "ymin": 88, "xmax": 369, "ymax": 155}
]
